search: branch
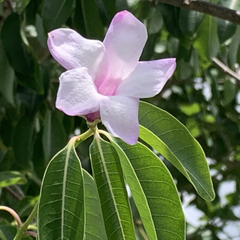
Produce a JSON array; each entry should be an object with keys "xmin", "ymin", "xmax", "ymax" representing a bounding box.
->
[
  {"xmin": 4, "ymin": 186, "xmax": 24, "ymax": 201},
  {"xmin": 152, "ymin": 0, "xmax": 240, "ymax": 25},
  {"xmin": 212, "ymin": 57, "xmax": 240, "ymax": 82}
]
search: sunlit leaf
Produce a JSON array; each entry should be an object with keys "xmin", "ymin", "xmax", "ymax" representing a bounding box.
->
[
  {"xmin": 83, "ymin": 170, "xmax": 107, "ymax": 240},
  {"xmin": 185, "ymin": 118, "xmax": 201, "ymax": 138},
  {"xmin": 179, "ymin": 102, "xmax": 201, "ymax": 116},
  {"xmin": 0, "ymin": 171, "xmax": 27, "ymax": 188},
  {"xmin": 194, "ymin": 15, "xmax": 219, "ymax": 67},
  {"xmin": 90, "ymin": 134, "xmax": 135, "ymax": 240},
  {"xmin": 139, "ymin": 101, "xmax": 215, "ymax": 201},
  {"xmin": 38, "ymin": 136, "xmax": 85, "ymax": 240},
  {"xmin": 110, "ymin": 139, "xmax": 185, "ymax": 240}
]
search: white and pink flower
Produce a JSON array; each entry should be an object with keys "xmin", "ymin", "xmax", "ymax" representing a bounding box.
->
[{"xmin": 47, "ymin": 10, "xmax": 176, "ymax": 145}]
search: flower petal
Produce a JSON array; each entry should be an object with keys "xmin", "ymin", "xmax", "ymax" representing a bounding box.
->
[
  {"xmin": 56, "ymin": 68, "xmax": 101, "ymax": 116},
  {"xmin": 100, "ymin": 96, "xmax": 139, "ymax": 145},
  {"xmin": 116, "ymin": 58, "xmax": 176, "ymax": 98},
  {"xmin": 103, "ymin": 10, "xmax": 147, "ymax": 80},
  {"xmin": 48, "ymin": 28, "xmax": 105, "ymax": 75}
]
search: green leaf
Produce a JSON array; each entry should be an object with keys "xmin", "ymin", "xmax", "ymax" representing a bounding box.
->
[
  {"xmin": 72, "ymin": 0, "xmax": 87, "ymax": 36},
  {"xmin": 41, "ymin": 0, "xmax": 75, "ymax": 32},
  {"xmin": 219, "ymin": 0, "xmax": 240, "ymax": 10},
  {"xmin": 83, "ymin": 170, "xmax": 107, "ymax": 240},
  {"xmin": 13, "ymin": 116, "xmax": 35, "ymax": 168},
  {"xmin": 80, "ymin": 0, "xmax": 104, "ymax": 39},
  {"xmin": 90, "ymin": 135, "xmax": 135, "ymax": 240},
  {"xmin": 15, "ymin": 196, "xmax": 39, "ymax": 218},
  {"xmin": 139, "ymin": 101, "xmax": 215, "ymax": 201},
  {"xmin": 179, "ymin": 8, "xmax": 204, "ymax": 38},
  {"xmin": 42, "ymin": 110, "xmax": 67, "ymax": 161},
  {"xmin": 185, "ymin": 118, "xmax": 201, "ymax": 138},
  {"xmin": 35, "ymin": 14, "xmax": 47, "ymax": 48},
  {"xmin": 1, "ymin": 14, "xmax": 27, "ymax": 72},
  {"xmin": 158, "ymin": 4, "xmax": 182, "ymax": 38},
  {"xmin": 32, "ymin": 130, "xmax": 46, "ymax": 179},
  {"xmin": 0, "ymin": 42, "xmax": 14, "ymax": 106},
  {"xmin": 217, "ymin": 18, "xmax": 236, "ymax": 44},
  {"xmin": 148, "ymin": 6, "xmax": 163, "ymax": 35},
  {"xmin": 0, "ymin": 171, "xmax": 27, "ymax": 187},
  {"xmin": 1, "ymin": 13, "xmax": 43, "ymax": 93},
  {"xmin": 194, "ymin": 15, "xmax": 219, "ymax": 67},
  {"xmin": 110, "ymin": 139, "xmax": 185, "ymax": 240},
  {"xmin": 0, "ymin": 149, "xmax": 15, "ymax": 172},
  {"xmin": 16, "ymin": 0, "xmax": 31, "ymax": 13},
  {"xmin": 38, "ymin": 136, "xmax": 85, "ymax": 240},
  {"xmin": 101, "ymin": 0, "xmax": 116, "ymax": 20},
  {"xmin": 223, "ymin": 78, "xmax": 236, "ymax": 105},
  {"xmin": 0, "ymin": 226, "xmax": 16, "ymax": 240},
  {"xmin": 177, "ymin": 59, "xmax": 193, "ymax": 80},
  {"xmin": 179, "ymin": 102, "xmax": 201, "ymax": 116},
  {"xmin": 228, "ymin": 26, "xmax": 240, "ymax": 66},
  {"xmin": 141, "ymin": 33, "xmax": 159, "ymax": 61},
  {"xmin": 116, "ymin": 0, "xmax": 129, "ymax": 11}
]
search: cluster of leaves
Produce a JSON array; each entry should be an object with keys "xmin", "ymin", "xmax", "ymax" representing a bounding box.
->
[
  {"xmin": 137, "ymin": 0, "xmax": 240, "ymax": 239},
  {"xmin": 0, "ymin": 0, "xmax": 239, "ymax": 239},
  {"xmin": 36, "ymin": 100, "xmax": 214, "ymax": 240}
]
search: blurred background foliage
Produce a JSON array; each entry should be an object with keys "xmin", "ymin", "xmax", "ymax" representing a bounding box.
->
[{"xmin": 0, "ymin": 0, "xmax": 240, "ymax": 239}]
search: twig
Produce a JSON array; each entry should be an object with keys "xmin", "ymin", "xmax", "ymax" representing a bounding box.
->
[
  {"xmin": 0, "ymin": 206, "xmax": 22, "ymax": 227},
  {"xmin": 11, "ymin": 185, "xmax": 25, "ymax": 199},
  {"xmin": 212, "ymin": 57, "xmax": 240, "ymax": 82},
  {"xmin": 4, "ymin": 186, "xmax": 24, "ymax": 201},
  {"xmin": 151, "ymin": 0, "xmax": 240, "ymax": 25},
  {"xmin": 25, "ymin": 231, "xmax": 37, "ymax": 238}
]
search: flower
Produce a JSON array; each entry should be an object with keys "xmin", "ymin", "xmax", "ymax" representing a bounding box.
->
[{"xmin": 47, "ymin": 10, "xmax": 176, "ymax": 145}]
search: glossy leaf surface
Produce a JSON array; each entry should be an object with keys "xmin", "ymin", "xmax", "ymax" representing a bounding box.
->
[
  {"xmin": 90, "ymin": 134, "xmax": 135, "ymax": 240},
  {"xmin": 111, "ymin": 139, "xmax": 185, "ymax": 240},
  {"xmin": 139, "ymin": 101, "xmax": 215, "ymax": 201},
  {"xmin": 38, "ymin": 137, "xmax": 84, "ymax": 240},
  {"xmin": 83, "ymin": 170, "xmax": 107, "ymax": 240}
]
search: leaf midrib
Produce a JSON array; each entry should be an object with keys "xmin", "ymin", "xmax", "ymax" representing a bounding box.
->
[
  {"xmin": 95, "ymin": 135, "xmax": 126, "ymax": 240},
  {"xmin": 61, "ymin": 143, "xmax": 72, "ymax": 239}
]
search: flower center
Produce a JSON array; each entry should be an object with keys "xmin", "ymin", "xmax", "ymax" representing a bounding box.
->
[{"xmin": 95, "ymin": 77, "xmax": 121, "ymax": 96}]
